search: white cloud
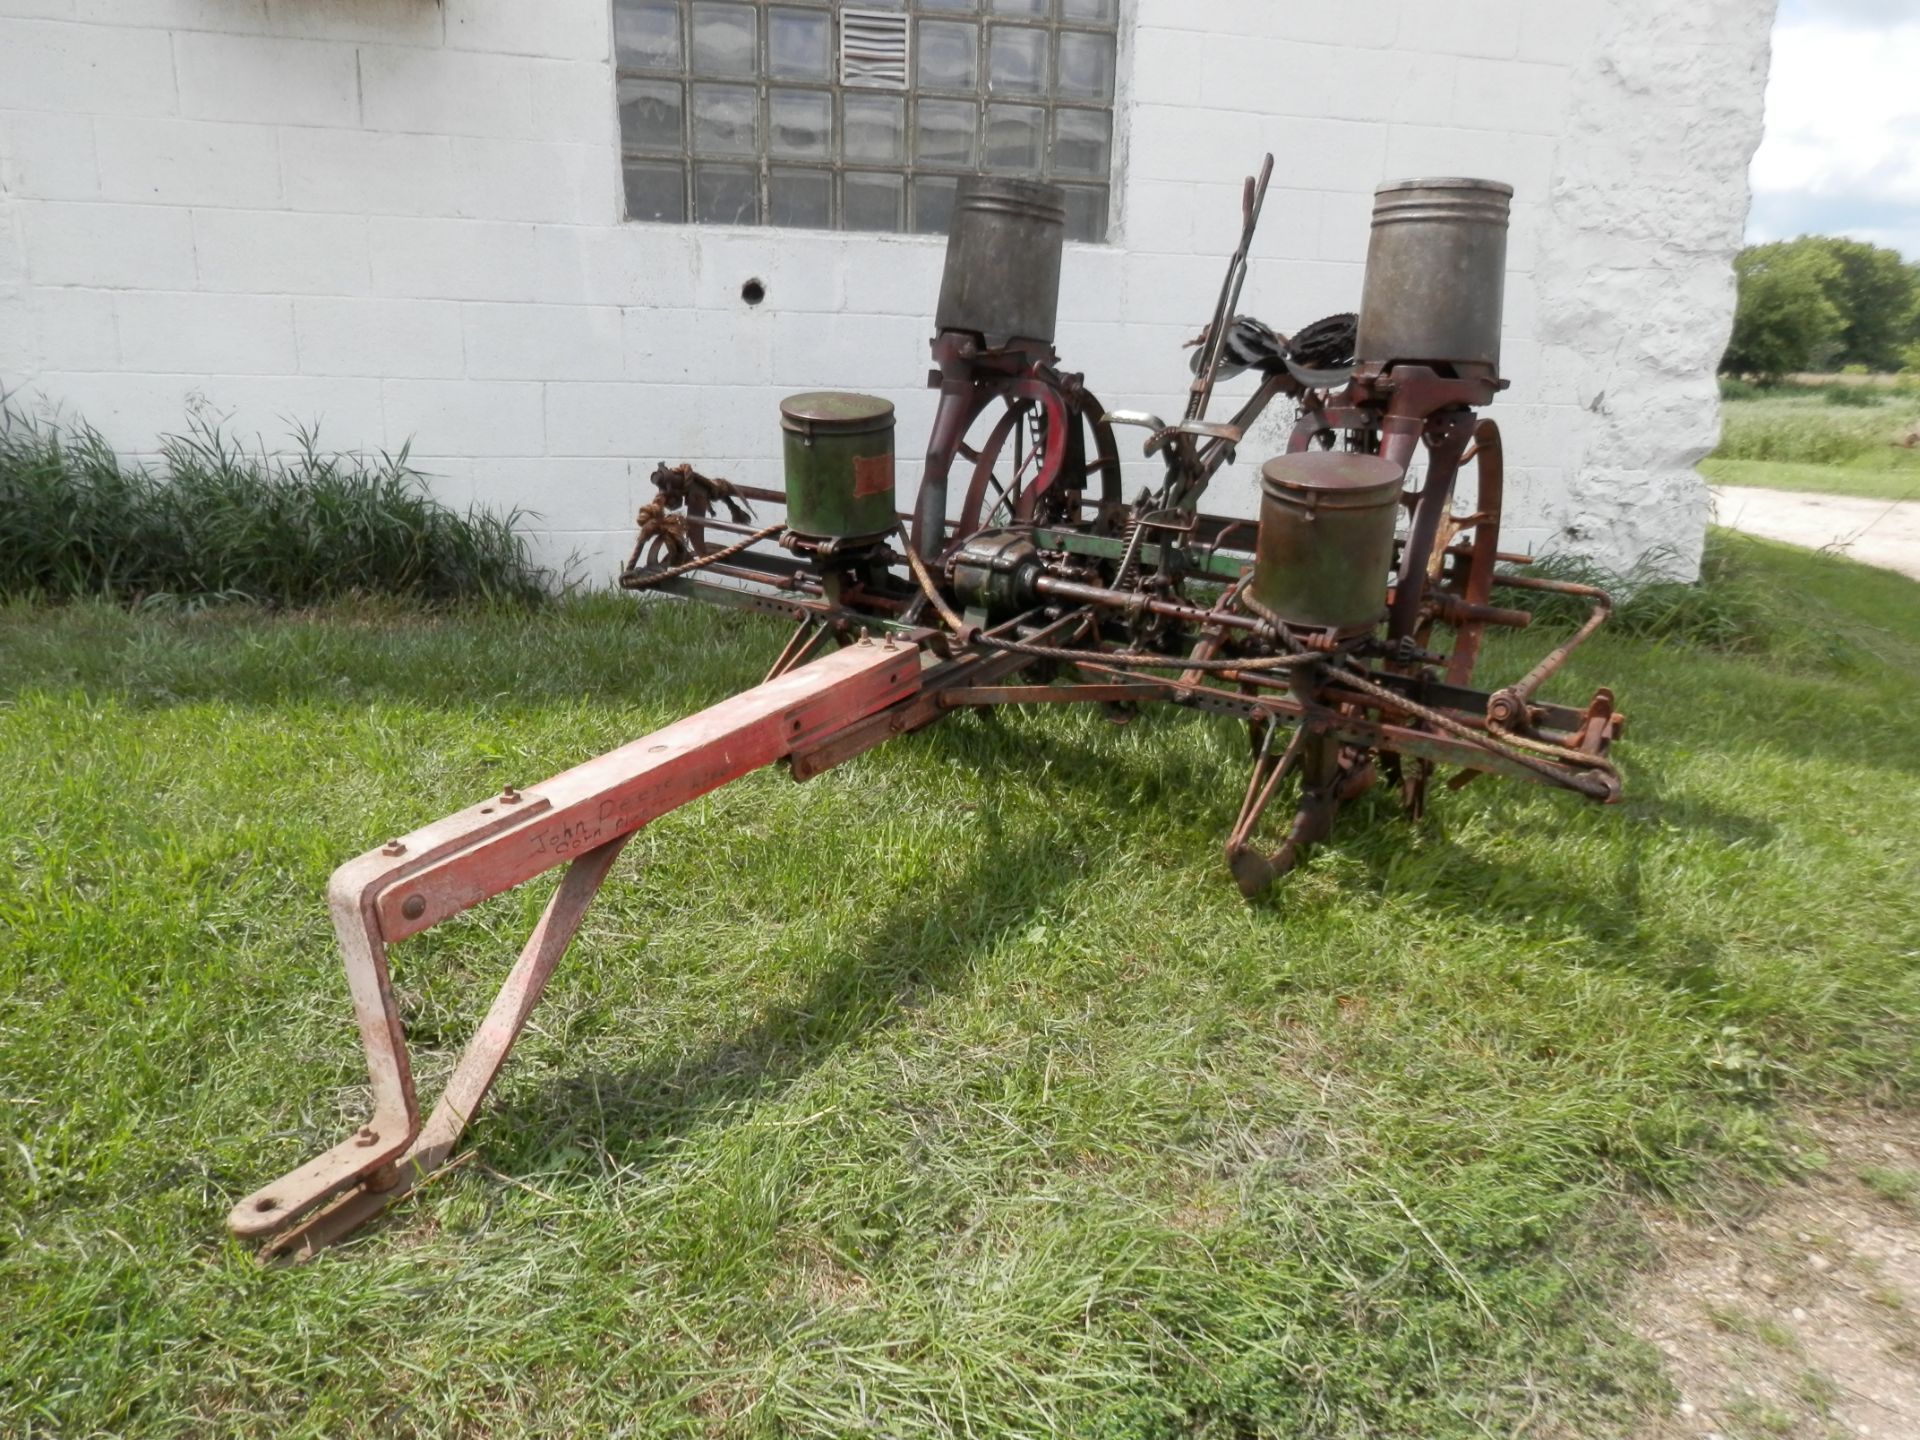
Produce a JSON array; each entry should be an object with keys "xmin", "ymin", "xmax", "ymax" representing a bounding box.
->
[{"xmin": 1748, "ymin": 7, "xmax": 1920, "ymax": 256}]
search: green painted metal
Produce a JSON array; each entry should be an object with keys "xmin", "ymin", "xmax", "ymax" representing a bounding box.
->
[
  {"xmin": 1251, "ymin": 452, "xmax": 1404, "ymax": 634},
  {"xmin": 781, "ymin": 392, "xmax": 897, "ymax": 543},
  {"xmin": 1028, "ymin": 527, "xmax": 1251, "ymax": 582}
]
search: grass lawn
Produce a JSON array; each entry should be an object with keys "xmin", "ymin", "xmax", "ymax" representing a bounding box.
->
[
  {"xmin": 1708, "ymin": 386, "xmax": 1920, "ymax": 501},
  {"xmin": 3, "ymin": 532, "xmax": 1918, "ymax": 1438},
  {"xmin": 1701, "ymin": 456, "xmax": 1920, "ymax": 503}
]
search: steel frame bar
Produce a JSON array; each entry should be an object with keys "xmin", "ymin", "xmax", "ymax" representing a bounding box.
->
[
  {"xmin": 229, "ymin": 639, "xmax": 921, "ymax": 1251},
  {"xmin": 255, "ymin": 834, "xmax": 633, "ymax": 1260}
]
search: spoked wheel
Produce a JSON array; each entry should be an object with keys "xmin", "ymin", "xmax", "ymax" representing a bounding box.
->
[
  {"xmin": 1383, "ymin": 416, "xmax": 1505, "ymax": 816},
  {"xmin": 955, "ymin": 379, "xmax": 1122, "ymax": 539}
]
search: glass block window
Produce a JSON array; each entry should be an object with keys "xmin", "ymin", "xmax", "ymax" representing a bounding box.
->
[{"xmin": 614, "ymin": 0, "xmax": 1122, "ymax": 240}]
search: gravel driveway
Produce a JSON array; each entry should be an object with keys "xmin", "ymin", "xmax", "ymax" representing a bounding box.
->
[{"xmin": 1711, "ymin": 485, "xmax": 1920, "ymax": 582}]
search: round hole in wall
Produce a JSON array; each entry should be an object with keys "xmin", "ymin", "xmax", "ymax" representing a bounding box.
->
[{"xmin": 741, "ymin": 277, "xmax": 767, "ymax": 306}]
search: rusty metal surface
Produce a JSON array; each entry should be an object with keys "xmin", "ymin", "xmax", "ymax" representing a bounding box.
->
[
  {"xmin": 236, "ymin": 151, "xmax": 1633, "ymax": 1257},
  {"xmin": 1356, "ymin": 177, "xmax": 1513, "ymax": 371},
  {"xmin": 232, "ymin": 640, "xmax": 924, "ymax": 1252},
  {"xmin": 934, "ymin": 176, "xmax": 1066, "ymax": 350}
]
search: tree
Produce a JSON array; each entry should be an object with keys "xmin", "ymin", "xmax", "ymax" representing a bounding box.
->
[
  {"xmin": 1721, "ymin": 240, "xmax": 1844, "ymax": 380},
  {"xmin": 1810, "ymin": 237, "xmax": 1920, "ymax": 372}
]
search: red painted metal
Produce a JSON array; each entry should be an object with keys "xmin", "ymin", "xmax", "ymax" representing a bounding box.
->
[
  {"xmin": 229, "ymin": 639, "xmax": 922, "ymax": 1249},
  {"xmin": 232, "ymin": 152, "xmax": 1633, "ymax": 1257}
]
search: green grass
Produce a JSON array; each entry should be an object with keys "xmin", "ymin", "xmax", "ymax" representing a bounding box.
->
[
  {"xmin": 1707, "ymin": 387, "xmax": 1920, "ymax": 500},
  {"xmin": 1715, "ymin": 393, "xmax": 1920, "ymax": 467},
  {"xmin": 1700, "ymin": 457, "xmax": 1920, "ymax": 502},
  {"xmin": 3, "ymin": 531, "xmax": 1919, "ymax": 1438},
  {"xmin": 1857, "ymin": 1165, "xmax": 1920, "ymax": 1213}
]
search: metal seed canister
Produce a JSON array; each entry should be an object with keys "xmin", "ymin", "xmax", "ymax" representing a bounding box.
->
[
  {"xmin": 780, "ymin": 392, "xmax": 897, "ymax": 544},
  {"xmin": 1355, "ymin": 177, "xmax": 1513, "ymax": 372},
  {"xmin": 934, "ymin": 176, "xmax": 1066, "ymax": 350},
  {"xmin": 1251, "ymin": 452, "xmax": 1406, "ymax": 635}
]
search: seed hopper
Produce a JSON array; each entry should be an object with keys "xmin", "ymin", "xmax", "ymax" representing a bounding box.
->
[{"xmin": 232, "ymin": 156, "xmax": 1624, "ymax": 1256}]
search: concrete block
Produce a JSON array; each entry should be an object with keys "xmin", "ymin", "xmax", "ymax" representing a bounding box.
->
[
  {"xmin": 523, "ymin": 527, "xmax": 628, "ymax": 588},
  {"xmin": 0, "ymin": 0, "xmax": 77, "ymax": 17},
  {"xmin": 1, "ymin": 292, "xmax": 40, "ymax": 383},
  {"xmin": 1518, "ymin": 1, "xmax": 1601, "ymax": 65},
  {"xmin": 0, "ymin": 206, "xmax": 22, "ymax": 291},
  {"xmin": 445, "ymin": 0, "xmax": 609, "ymax": 61},
  {"xmin": 21, "ymin": 200, "xmax": 197, "ymax": 287},
  {"xmin": 281, "ymin": 128, "xmax": 458, "ymax": 217},
  {"xmin": 360, "ymin": 44, "xmax": 535, "ymax": 139},
  {"xmin": 1384, "ymin": 125, "xmax": 1553, "ymax": 200},
  {"xmin": 96, "ymin": 117, "xmax": 282, "ymax": 208},
  {"xmin": 1122, "ymin": 251, "xmax": 1228, "ymax": 327},
  {"xmin": 1053, "ymin": 319, "xmax": 1191, "ymax": 397},
  {"xmin": 1126, "ymin": 103, "xmax": 1252, "ymax": 186},
  {"xmin": 545, "ymin": 380, "xmax": 778, "ymax": 460},
  {"xmin": 260, "ymin": 0, "xmax": 440, "ymax": 44},
  {"xmin": 1315, "ymin": 189, "xmax": 1372, "ymax": 265},
  {"xmin": 1267, "ymin": 0, "xmax": 1402, "ymax": 47},
  {"xmin": 451, "ymin": 137, "xmax": 614, "ymax": 225},
  {"xmin": 1120, "ymin": 180, "xmax": 1195, "ymax": 257},
  {"xmin": 0, "ymin": 110, "xmax": 99, "ymax": 199},
  {"xmin": 200, "ymin": 374, "xmax": 387, "ymax": 447},
  {"xmin": 1393, "ymin": 0, "xmax": 1523, "ymax": 59},
  {"xmin": 1125, "ymin": 26, "xmax": 1206, "ymax": 107},
  {"xmin": 1200, "ymin": 38, "xmax": 1331, "ymax": 123},
  {"xmin": 1149, "ymin": 0, "xmax": 1271, "ymax": 38},
  {"xmin": 23, "ymin": 285, "xmax": 119, "ymax": 369},
  {"xmin": 1452, "ymin": 57, "xmax": 1572, "ymax": 136},
  {"xmin": 1245, "ymin": 257, "xmax": 1365, "ymax": 323},
  {"xmin": 686, "ymin": 227, "xmax": 845, "ymax": 313},
  {"xmin": 24, "ymin": 371, "xmax": 207, "ymax": 445},
  {"xmin": 769, "ymin": 310, "xmax": 924, "ymax": 389},
  {"xmin": 194, "ymin": 208, "xmax": 371, "ymax": 294},
  {"xmin": 175, "ymin": 32, "xmax": 359, "ymax": 127},
  {"xmin": 399, "ymin": 455, "xmax": 475, "ymax": 511},
  {"xmin": 0, "ymin": 18, "xmax": 176, "ymax": 116},
  {"xmin": 528, "ymin": 58, "xmax": 617, "ymax": 145},
  {"xmin": 74, "ymin": 0, "xmax": 268, "ymax": 26},
  {"xmin": 468, "ymin": 457, "xmax": 629, "ymax": 533},
  {"xmin": 1320, "ymin": 47, "xmax": 1458, "ymax": 126},
  {"xmin": 1236, "ymin": 185, "xmax": 1323, "ymax": 262},
  {"xmin": 383, "ymin": 377, "xmax": 544, "ymax": 456},
  {"xmin": 462, "ymin": 300, "xmax": 624, "ymax": 380},
  {"xmin": 1058, "ymin": 243, "xmax": 1125, "ymax": 325},
  {"xmin": 117, "ymin": 291, "xmax": 297, "ymax": 373},
  {"xmin": 370, "ymin": 214, "xmax": 543, "ymax": 301},
  {"xmin": 1249, "ymin": 117, "xmax": 1387, "ymax": 194},
  {"xmin": 530, "ymin": 222, "xmax": 672, "ymax": 310},
  {"xmin": 295, "ymin": 295, "xmax": 465, "ymax": 377},
  {"xmin": 624, "ymin": 305, "xmax": 774, "ymax": 386},
  {"xmin": 834, "ymin": 238, "xmax": 942, "ymax": 317}
]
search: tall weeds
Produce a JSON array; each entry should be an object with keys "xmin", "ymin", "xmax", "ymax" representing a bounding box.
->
[
  {"xmin": 0, "ymin": 407, "xmax": 549, "ymax": 605},
  {"xmin": 1715, "ymin": 401, "xmax": 1916, "ymax": 464}
]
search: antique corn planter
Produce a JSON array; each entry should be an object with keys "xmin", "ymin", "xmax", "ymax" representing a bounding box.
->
[{"xmin": 233, "ymin": 160, "xmax": 1623, "ymax": 1257}]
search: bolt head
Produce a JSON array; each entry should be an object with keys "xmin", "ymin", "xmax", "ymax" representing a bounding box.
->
[{"xmin": 382, "ymin": 839, "xmax": 406, "ymax": 856}]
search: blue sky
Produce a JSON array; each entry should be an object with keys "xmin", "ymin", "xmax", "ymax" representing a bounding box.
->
[{"xmin": 1748, "ymin": 0, "xmax": 1920, "ymax": 257}]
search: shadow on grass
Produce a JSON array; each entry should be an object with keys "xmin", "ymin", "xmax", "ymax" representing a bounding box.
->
[
  {"xmin": 0, "ymin": 597, "xmax": 788, "ymax": 716},
  {"xmin": 1338, "ymin": 760, "xmax": 1778, "ymax": 1010},
  {"xmin": 477, "ymin": 809, "xmax": 1081, "ymax": 1185}
]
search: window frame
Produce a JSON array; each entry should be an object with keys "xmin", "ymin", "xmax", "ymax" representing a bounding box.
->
[{"xmin": 612, "ymin": 0, "xmax": 1126, "ymax": 241}]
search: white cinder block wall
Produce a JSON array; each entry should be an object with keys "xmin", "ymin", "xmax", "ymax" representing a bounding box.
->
[{"xmin": 0, "ymin": 0, "xmax": 1772, "ymax": 583}]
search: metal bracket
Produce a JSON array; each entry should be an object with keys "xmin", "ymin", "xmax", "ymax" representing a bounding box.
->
[{"xmin": 229, "ymin": 640, "xmax": 922, "ymax": 1257}]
